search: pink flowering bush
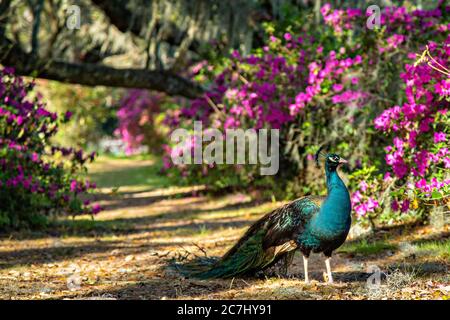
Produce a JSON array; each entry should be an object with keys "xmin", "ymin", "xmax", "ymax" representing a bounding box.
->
[
  {"xmin": 114, "ymin": 2, "xmax": 448, "ymax": 224},
  {"xmin": 161, "ymin": 2, "xmax": 448, "ymax": 201},
  {"xmin": 115, "ymin": 89, "xmax": 165, "ymax": 155},
  {"xmin": 0, "ymin": 68, "xmax": 101, "ymax": 228},
  {"xmin": 321, "ymin": 2, "xmax": 446, "ymax": 39},
  {"xmin": 352, "ymin": 41, "xmax": 450, "ymax": 223},
  {"xmin": 348, "ymin": 166, "xmax": 387, "ymax": 225},
  {"xmin": 162, "ymin": 20, "xmax": 371, "ymax": 193},
  {"xmin": 324, "ymin": 2, "xmax": 450, "ymax": 223}
]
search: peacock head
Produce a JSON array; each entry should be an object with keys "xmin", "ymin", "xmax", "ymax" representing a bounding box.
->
[
  {"xmin": 315, "ymin": 146, "xmax": 348, "ymax": 171},
  {"xmin": 324, "ymin": 153, "xmax": 348, "ymax": 170}
]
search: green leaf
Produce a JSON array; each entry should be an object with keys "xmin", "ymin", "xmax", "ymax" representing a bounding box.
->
[{"xmin": 431, "ymin": 190, "xmax": 441, "ymax": 199}]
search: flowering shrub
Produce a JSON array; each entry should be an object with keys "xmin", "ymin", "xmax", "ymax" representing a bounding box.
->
[
  {"xmin": 41, "ymin": 82, "xmax": 119, "ymax": 149},
  {"xmin": 327, "ymin": 2, "xmax": 450, "ymax": 223},
  {"xmin": 0, "ymin": 68, "xmax": 101, "ymax": 228},
  {"xmin": 112, "ymin": 2, "xmax": 448, "ymax": 224},
  {"xmin": 162, "ymin": 21, "xmax": 371, "ymax": 193},
  {"xmin": 161, "ymin": 2, "xmax": 448, "ymax": 199},
  {"xmin": 321, "ymin": 2, "xmax": 446, "ymax": 38},
  {"xmin": 114, "ymin": 63, "xmax": 212, "ymax": 156},
  {"xmin": 348, "ymin": 166, "xmax": 382, "ymax": 221},
  {"xmin": 115, "ymin": 89, "xmax": 166, "ymax": 155},
  {"xmin": 352, "ymin": 41, "xmax": 450, "ymax": 222}
]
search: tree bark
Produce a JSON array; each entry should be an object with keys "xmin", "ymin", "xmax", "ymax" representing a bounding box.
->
[
  {"xmin": 0, "ymin": 0, "xmax": 12, "ymax": 39},
  {"xmin": 30, "ymin": 0, "xmax": 44, "ymax": 56},
  {"xmin": 0, "ymin": 37, "xmax": 203, "ymax": 98},
  {"xmin": 90, "ymin": 0, "xmax": 147, "ymax": 36}
]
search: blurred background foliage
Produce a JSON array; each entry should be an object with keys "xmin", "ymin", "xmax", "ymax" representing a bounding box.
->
[
  {"xmin": 39, "ymin": 81, "xmax": 119, "ymax": 149},
  {"xmin": 0, "ymin": 0, "xmax": 448, "ymax": 229}
]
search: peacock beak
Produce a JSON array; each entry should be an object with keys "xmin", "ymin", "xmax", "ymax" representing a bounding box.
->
[{"xmin": 339, "ymin": 158, "xmax": 348, "ymax": 164}]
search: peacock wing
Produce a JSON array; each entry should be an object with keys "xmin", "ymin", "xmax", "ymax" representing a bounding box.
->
[
  {"xmin": 262, "ymin": 195, "xmax": 324, "ymax": 250},
  {"xmin": 186, "ymin": 196, "xmax": 324, "ymax": 279}
]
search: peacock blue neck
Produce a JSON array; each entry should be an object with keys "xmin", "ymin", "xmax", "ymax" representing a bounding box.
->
[
  {"xmin": 325, "ymin": 163, "xmax": 345, "ymax": 190},
  {"xmin": 314, "ymin": 163, "xmax": 351, "ymax": 230}
]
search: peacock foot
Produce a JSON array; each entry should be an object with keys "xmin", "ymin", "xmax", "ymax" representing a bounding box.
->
[{"xmin": 323, "ymin": 271, "xmax": 334, "ymax": 284}]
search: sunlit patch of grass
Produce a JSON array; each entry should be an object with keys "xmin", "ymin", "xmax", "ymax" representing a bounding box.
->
[
  {"xmin": 96, "ymin": 153, "xmax": 152, "ymax": 161},
  {"xmin": 414, "ymin": 240, "xmax": 450, "ymax": 261},
  {"xmin": 197, "ymin": 224, "xmax": 211, "ymax": 236},
  {"xmin": 86, "ymin": 155, "xmax": 173, "ymax": 190},
  {"xmin": 338, "ymin": 239, "xmax": 397, "ymax": 256}
]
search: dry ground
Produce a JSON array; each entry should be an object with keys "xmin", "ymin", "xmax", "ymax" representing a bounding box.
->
[{"xmin": 0, "ymin": 156, "xmax": 448, "ymax": 300}]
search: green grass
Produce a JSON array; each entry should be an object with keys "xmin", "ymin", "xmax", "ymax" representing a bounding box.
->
[
  {"xmin": 95, "ymin": 153, "xmax": 153, "ymax": 161},
  {"xmin": 87, "ymin": 155, "xmax": 172, "ymax": 189},
  {"xmin": 197, "ymin": 224, "xmax": 211, "ymax": 236},
  {"xmin": 42, "ymin": 217, "xmax": 137, "ymax": 238},
  {"xmin": 414, "ymin": 240, "xmax": 450, "ymax": 260},
  {"xmin": 90, "ymin": 165, "xmax": 169, "ymax": 189},
  {"xmin": 338, "ymin": 239, "xmax": 398, "ymax": 256}
]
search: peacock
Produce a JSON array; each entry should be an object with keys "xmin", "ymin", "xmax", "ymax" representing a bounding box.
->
[{"xmin": 175, "ymin": 147, "xmax": 352, "ymax": 283}]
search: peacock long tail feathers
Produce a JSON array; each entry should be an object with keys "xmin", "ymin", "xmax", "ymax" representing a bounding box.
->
[
  {"xmin": 171, "ymin": 256, "xmax": 219, "ymax": 278},
  {"xmin": 172, "ymin": 220, "xmax": 296, "ymax": 279}
]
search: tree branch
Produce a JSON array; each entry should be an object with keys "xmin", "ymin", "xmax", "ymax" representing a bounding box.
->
[
  {"xmin": 144, "ymin": 0, "xmax": 158, "ymax": 69},
  {"xmin": 90, "ymin": 0, "xmax": 147, "ymax": 35},
  {"xmin": 91, "ymin": 0, "xmax": 201, "ymax": 54},
  {"xmin": 0, "ymin": 37, "xmax": 203, "ymax": 98},
  {"xmin": 30, "ymin": 0, "xmax": 44, "ymax": 56}
]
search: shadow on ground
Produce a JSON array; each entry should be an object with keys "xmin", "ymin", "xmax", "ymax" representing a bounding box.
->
[{"xmin": 0, "ymin": 156, "xmax": 448, "ymax": 300}]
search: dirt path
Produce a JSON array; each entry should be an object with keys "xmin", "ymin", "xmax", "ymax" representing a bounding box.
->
[{"xmin": 0, "ymin": 157, "xmax": 448, "ymax": 300}]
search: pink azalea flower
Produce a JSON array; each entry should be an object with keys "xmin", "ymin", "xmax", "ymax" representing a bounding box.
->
[
  {"xmin": 31, "ymin": 153, "xmax": 39, "ymax": 163},
  {"xmin": 434, "ymin": 132, "xmax": 446, "ymax": 143},
  {"xmin": 92, "ymin": 204, "xmax": 102, "ymax": 215},
  {"xmin": 70, "ymin": 180, "xmax": 77, "ymax": 192},
  {"xmin": 351, "ymin": 190, "xmax": 362, "ymax": 204},
  {"xmin": 443, "ymin": 157, "xmax": 450, "ymax": 169},
  {"xmin": 332, "ymin": 84, "xmax": 344, "ymax": 92},
  {"xmin": 359, "ymin": 180, "xmax": 369, "ymax": 192}
]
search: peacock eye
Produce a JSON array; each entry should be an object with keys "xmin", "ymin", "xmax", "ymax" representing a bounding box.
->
[{"xmin": 329, "ymin": 156, "xmax": 339, "ymax": 162}]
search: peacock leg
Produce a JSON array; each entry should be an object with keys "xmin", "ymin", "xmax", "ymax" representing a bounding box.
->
[
  {"xmin": 302, "ymin": 255, "xmax": 309, "ymax": 284},
  {"xmin": 280, "ymin": 251, "xmax": 295, "ymax": 277},
  {"xmin": 325, "ymin": 257, "xmax": 333, "ymax": 283}
]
